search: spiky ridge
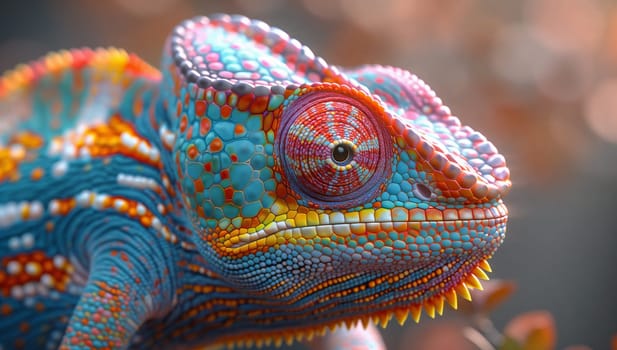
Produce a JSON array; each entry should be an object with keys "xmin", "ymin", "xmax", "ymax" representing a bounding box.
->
[
  {"xmin": 0, "ymin": 48, "xmax": 160, "ymax": 98},
  {"xmin": 213, "ymin": 260, "xmax": 492, "ymax": 349}
]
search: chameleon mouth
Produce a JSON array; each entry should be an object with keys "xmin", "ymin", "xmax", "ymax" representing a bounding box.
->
[{"xmin": 229, "ymin": 202, "xmax": 508, "ymax": 249}]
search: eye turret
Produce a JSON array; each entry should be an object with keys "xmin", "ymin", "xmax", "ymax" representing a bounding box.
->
[{"xmin": 277, "ymin": 91, "xmax": 392, "ymax": 208}]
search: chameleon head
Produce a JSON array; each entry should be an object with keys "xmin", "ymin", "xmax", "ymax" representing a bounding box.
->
[{"xmin": 164, "ymin": 14, "xmax": 511, "ymax": 339}]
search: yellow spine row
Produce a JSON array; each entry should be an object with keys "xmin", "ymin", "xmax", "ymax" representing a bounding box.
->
[{"xmin": 211, "ymin": 260, "xmax": 492, "ymax": 349}]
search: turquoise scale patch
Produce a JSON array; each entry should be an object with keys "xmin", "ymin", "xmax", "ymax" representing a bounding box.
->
[
  {"xmin": 201, "ymin": 202, "xmax": 214, "ymax": 217},
  {"xmin": 219, "ymin": 152, "xmax": 232, "ymax": 169},
  {"xmin": 393, "ymin": 240, "xmax": 406, "ymax": 249},
  {"xmin": 248, "ymin": 131, "xmax": 266, "ymax": 146},
  {"xmin": 263, "ymin": 179, "xmax": 276, "ymax": 192},
  {"xmin": 260, "ymin": 194, "xmax": 274, "ymax": 208},
  {"xmin": 226, "ymin": 63, "xmax": 242, "ymax": 72},
  {"xmin": 186, "ymin": 162, "xmax": 203, "ymax": 179},
  {"xmin": 387, "ymin": 183, "xmax": 400, "ymax": 194},
  {"xmin": 231, "ymin": 217, "xmax": 243, "ymax": 228},
  {"xmin": 259, "ymin": 167, "xmax": 273, "ymax": 181},
  {"xmin": 231, "ymin": 109, "xmax": 249, "ymax": 123},
  {"xmin": 207, "ymin": 104, "xmax": 221, "ymax": 120},
  {"xmin": 194, "ymin": 138, "xmax": 206, "ymax": 152},
  {"xmin": 223, "ymin": 204, "xmax": 239, "ymax": 217},
  {"xmin": 226, "ymin": 140, "xmax": 255, "ymax": 162},
  {"xmin": 251, "ymin": 154, "xmax": 266, "ymax": 170},
  {"xmin": 210, "ymin": 185, "xmax": 225, "ymax": 207},
  {"xmin": 214, "ymin": 122, "xmax": 236, "ymax": 140},
  {"xmin": 246, "ymin": 115, "xmax": 262, "ymax": 131},
  {"xmin": 215, "ymin": 92, "xmax": 227, "ymax": 106},
  {"xmin": 232, "ymin": 191, "xmax": 244, "ymax": 205},
  {"xmin": 268, "ymin": 95, "xmax": 284, "ymax": 111},
  {"xmin": 230, "ymin": 164, "xmax": 253, "ymax": 189},
  {"xmin": 244, "ymin": 181, "xmax": 264, "ymax": 202}
]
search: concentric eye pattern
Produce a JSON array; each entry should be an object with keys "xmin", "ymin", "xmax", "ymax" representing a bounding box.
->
[{"xmin": 279, "ymin": 92, "xmax": 391, "ymax": 207}]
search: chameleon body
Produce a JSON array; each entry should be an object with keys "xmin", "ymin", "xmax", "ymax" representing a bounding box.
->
[{"xmin": 0, "ymin": 14, "xmax": 511, "ymax": 349}]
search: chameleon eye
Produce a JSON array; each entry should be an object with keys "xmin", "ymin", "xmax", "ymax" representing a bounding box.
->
[
  {"xmin": 277, "ymin": 91, "xmax": 392, "ymax": 208},
  {"xmin": 331, "ymin": 141, "xmax": 354, "ymax": 165}
]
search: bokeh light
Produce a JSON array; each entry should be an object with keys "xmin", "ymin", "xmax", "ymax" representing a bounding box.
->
[{"xmin": 584, "ymin": 79, "xmax": 617, "ymax": 144}]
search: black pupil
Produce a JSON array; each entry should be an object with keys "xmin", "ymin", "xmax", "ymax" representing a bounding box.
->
[{"xmin": 332, "ymin": 144, "xmax": 351, "ymax": 163}]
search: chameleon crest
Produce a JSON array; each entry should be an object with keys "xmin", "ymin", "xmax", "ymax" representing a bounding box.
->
[{"xmin": 0, "ymin": 14, "xmax": 510, "ymax": 349}]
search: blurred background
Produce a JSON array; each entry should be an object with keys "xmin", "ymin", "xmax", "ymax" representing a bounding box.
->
[{"xmin": 1, "ymin": 0, "xmax": 616, "ymax": 349}]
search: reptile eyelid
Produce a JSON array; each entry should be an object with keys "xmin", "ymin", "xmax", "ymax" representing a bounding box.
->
[{"xmin": 413, "ymin": 183, "xmax": 433, "ymax": 200}]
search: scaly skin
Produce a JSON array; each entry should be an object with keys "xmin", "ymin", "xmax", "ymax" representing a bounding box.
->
[{"xmin": 0, "ymin": 14, "xmax": 511, "ymax": 350}]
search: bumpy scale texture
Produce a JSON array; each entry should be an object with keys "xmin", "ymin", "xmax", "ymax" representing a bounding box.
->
[{"xmin": 0, "ymin": 14, "xmax": 511, "ymax": 350}]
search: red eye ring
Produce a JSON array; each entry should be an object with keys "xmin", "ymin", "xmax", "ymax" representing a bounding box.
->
[{"xmin": 277, "ymin": 91, "xmax": 392, "ymax": 208}]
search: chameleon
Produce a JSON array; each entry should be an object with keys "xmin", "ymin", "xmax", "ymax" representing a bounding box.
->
[{"xmin": 0, "ymin": 13, "xmax": 511, "ymax": 350}]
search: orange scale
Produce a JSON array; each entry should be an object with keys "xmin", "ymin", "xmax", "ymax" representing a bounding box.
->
[
  {"xmin": 275, "ymin": 184, "xmax": 288, "ymax": 197},
  {"xmin": 263, "ymin": 112, "xmax": 274, "ymax": 130},
  {"xmin": 139, "ymin": 216, "xmax": 152, "ymax": 227},
  {"xmin": 443, "ymin": 163, "xmax": 462, "ymax": 180},
  {"xmin": 199, "ymin": 118, "xmax": 211, "ymax": 135},
  {"xmin": 429, "ymin": 154, "xmax": 449, "ymax": 171},
  {"xmin": 443, "ymin": 179, "xmax": 459, "ymax": 191},
  {"xmin": 195, "ymin": 100, "xmax": 206, "ymax": 116},
  {"xmin": 234, "ymin": 124, "xmax": 246, "ymax": 136},
  {"xmin": 471, "ymin": 183, "xmax": 488, "ymax": 199},
  {"xmin": 209, "ymin": 137, "xmax": 223, "ymax": 152},
  {"xmin": 220, "ymin": 105, "xmax": 232, "ymax": 118},
  {"xmin": 249, "ymin": 96, "xmax": 269, "ymax": 114},
  {"xmin": 242, "ymin": 217, "xmax": 256, "ymax": 227},
  {"xmin": 186, "ymin": 144, "xmax": 199, "ymax": 160},
  {"xmin": 237, "ymin": 94, "xmax": 253, "ymax": 111},
  {"xmin": 179, "ymin": 114, "xmax": 188, "ymax": 132},
  {"xmin": 194, "ymin": 178, "xmax": 205, "ymax": 192},
  {"xmin": 425, "ymin": 208, "xmax": 443, "ymax": 221},
  {"xmin": 224, "ymin": 188, "xmax": 234, "ymax": 201},
  {"xmin": 196, "ymin": 206, "xmax": 207, "ymax": 219},
  {"xmin": 456, "ymin": 172, "xmax": 477, "ymax": 189},
  {"xmin": 459, "ymin": 188, "xmax": 473, "ymax": 198},
  {"xmin": 416, "ymin": 141, "xmax": 435, "ymax": 160}
]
